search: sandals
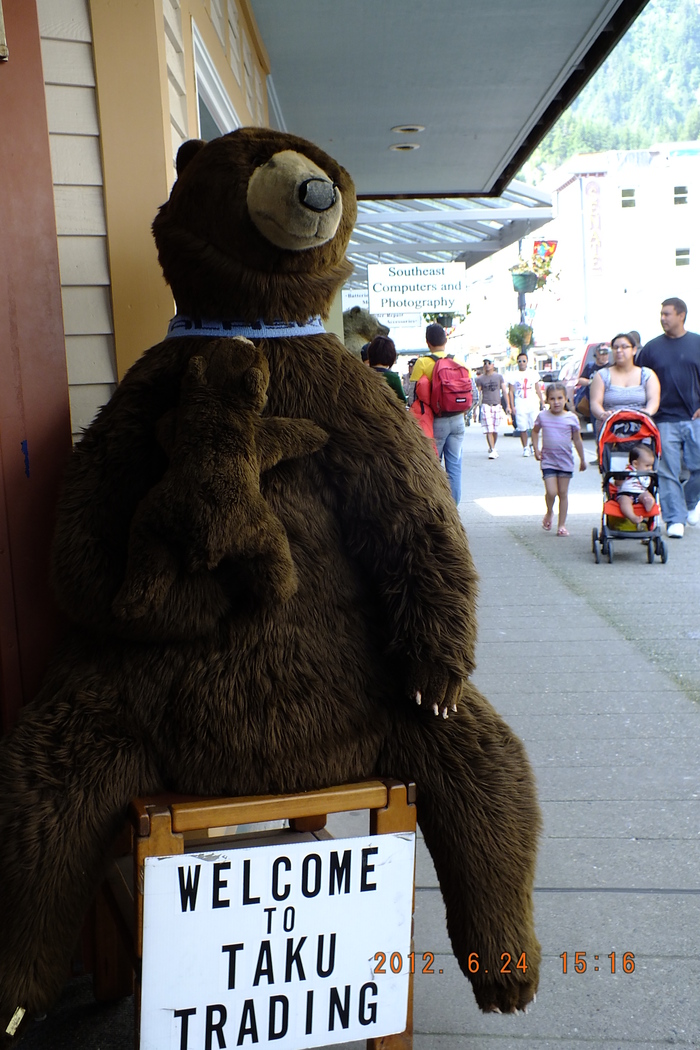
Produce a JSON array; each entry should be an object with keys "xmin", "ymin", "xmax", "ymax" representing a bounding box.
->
[
  {"xmin": 541, "ymin": 517, "xmax": 552, "ymax": 531},
  {"xmin": 557, "ymin": 526, "xmax": 570, "ymax": 536}
]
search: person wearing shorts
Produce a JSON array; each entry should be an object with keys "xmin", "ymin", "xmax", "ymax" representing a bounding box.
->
[
  {"xmin": 532, "ymin": 382, "xmax": 587, "ymax": 535},
  {"xmin": 476, "ymin": 358, "xmax": 509, "ymax": 459},
  {"xmin": 508, "ymin": 352, "xmax": 545, "ymax": 456}
]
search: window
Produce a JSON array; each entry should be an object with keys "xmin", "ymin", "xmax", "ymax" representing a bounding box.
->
[
  {"xmin": 621, "ymin": 188, "xmax": 635, "ymax": 208},
  {"xmin": 674, "ymin": 185, "xmax": 688, "ymax": 205},
  {"xmin": 676, "ymin": 248, "xmax": 690, "ymax": 267},
  {"xmin": 192, "ymin": 20, "xmax": 240, "ymax": 139}
]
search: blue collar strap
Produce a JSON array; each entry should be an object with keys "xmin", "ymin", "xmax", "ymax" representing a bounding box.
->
[{"xmin": 165, "ymin": 315, "xmax": 326, "ymax": 339}]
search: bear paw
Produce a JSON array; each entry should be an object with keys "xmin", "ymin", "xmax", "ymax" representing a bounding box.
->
[
  {"xmin": 408, "ymin": 661, "xmax": 464, "ymax": 719},
  {"xmin": 474, "ymin": 981, "xmax": 537, "ymax": 1015}
]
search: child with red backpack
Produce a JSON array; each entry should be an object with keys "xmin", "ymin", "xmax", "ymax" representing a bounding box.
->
[{"xmin": 409, "ymin": 323, "xmax": 472, "ymax": 504}]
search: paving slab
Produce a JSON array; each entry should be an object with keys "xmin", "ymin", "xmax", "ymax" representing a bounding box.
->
[
  {"xmin": 533, "ymin": 764, "xmax": 700, "ymax": 802},
  {"xmin": 541, "ymin": 798, "xmax": 700, "ymax": 838},
  {"xmin": 412, "ymin": 952, "xmax": 700, "ymax": 1043},
  {"xmin": 415, "ymin": 885, "xmax": 700, "ymax": 957}
]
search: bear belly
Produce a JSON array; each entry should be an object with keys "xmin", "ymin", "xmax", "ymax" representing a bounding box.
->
[{"xmin": 97, "ymin": 468, "xmax": 395, "ymax": 798}]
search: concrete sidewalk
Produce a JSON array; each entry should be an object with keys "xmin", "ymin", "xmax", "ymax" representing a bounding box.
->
[{"xmin": 18, "ymin": 422, "xmax": 700, "ymax": 1050}]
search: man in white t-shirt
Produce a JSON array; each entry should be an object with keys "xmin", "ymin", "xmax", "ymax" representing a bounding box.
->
[{"xmin": 508, "ymin": 352, "xmax": 545, "ymax": 456}]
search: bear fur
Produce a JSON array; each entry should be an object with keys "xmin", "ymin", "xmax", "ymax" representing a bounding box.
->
[
  {"xmin": 112, "ymin": 338, "xmax": 328, "ymax": 617},
  {"xmin": 342, "ymin": 305, "xmax": 389, "ymax": 358},
  {"xmin": 0, "ymin": 127, "xmax": 540, "ymax": 1039}
]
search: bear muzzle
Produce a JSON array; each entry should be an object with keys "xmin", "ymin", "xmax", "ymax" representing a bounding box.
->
[{"xmin": 247, "ymin": 149, "xmax": 343, "ymax": 251}]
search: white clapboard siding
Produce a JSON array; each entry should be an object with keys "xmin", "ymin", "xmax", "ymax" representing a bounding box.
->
[
  {"xmin": 210, "ymin": 0, "xmax": 226, "ymax": 47},
  {"xmin": 45, "ymin": 83, "xmax": 100, "ymax": 135},
  {"xmin": 53, "ymin": 185, "xmax": 107, "ymax": 236},
  {"xmin": 69, "ymin": 385, "xmax": 116, "ymax": 434},
  {"xmin": 41, "ymin": 39, "xmax": 95, "ymax": 86},
  {"xmin": 169, "ymin": 78, "xmax": 189, "ymax": 143},
  {"xmin": 65, "ymin": 335, "xmax": 118, "ymax": 385},
  {"xmin": 38, "ymin": 0, "xmax": 117, "ymax": 439},
  {"xmin": 163, "ymin": 0, "xmax": 185, "ymax": 50},
  {"xmin": 58, "ymin": 237, "xmax": 110, "ymax": 285},
  {"xmin": 163, "ymin": 0, "xmax": 189, "ymax": 167},
  {"xmin": 37, "ymin": 0, "xmax": 92, "ymax": 42},
  {"xmin": 61, "ymin": 286, "xmax": 113, "ymax": 336},
  {"xmin": 49, "ymin": 134, "xmax": 103, "ymax": 186},
  {"xmin": 228, "ymin": 4, "xmax": 241, "ymax": 85}
]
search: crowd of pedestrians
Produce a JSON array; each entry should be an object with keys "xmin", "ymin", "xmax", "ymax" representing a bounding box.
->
[{"xmin": 378, "ymin": 299, "xmax": 700, "ymax": 550}]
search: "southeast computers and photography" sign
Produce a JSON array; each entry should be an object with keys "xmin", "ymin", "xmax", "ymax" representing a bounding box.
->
[
  {"xmin": 367, "ymin": 261, "xmax": 467, "ymax": 318},
  {"xmin": 140, "ymin": 833, "xmax": 415, "ymax": 1050}
]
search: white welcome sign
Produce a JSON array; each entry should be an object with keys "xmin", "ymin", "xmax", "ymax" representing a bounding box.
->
[{"xmin": 140, "ymin": 833, "xmax": 415, "ymax": 1050}]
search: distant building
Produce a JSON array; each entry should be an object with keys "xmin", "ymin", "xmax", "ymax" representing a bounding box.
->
[{"xmin": 544, "ymin": 143, "xmax": 700, "ymax": 344}]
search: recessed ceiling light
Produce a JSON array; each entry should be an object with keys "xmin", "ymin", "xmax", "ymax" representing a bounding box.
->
[
  {"xmin": 391, "ymin": 124, "xmax": 425, "ymax": 134},
  {"xmin": 389, "ymin": 143, "xmax": 420, "ymax": 151}
]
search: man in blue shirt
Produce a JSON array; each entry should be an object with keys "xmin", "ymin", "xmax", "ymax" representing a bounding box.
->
[{"xmin": 636, "ymin": 298, "xmax": 700, "ymax": 538}]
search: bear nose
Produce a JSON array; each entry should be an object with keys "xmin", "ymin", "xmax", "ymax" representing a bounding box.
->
[{"xmin": 299, "ymin": 177, "xmax": 337, "ymax": 213}]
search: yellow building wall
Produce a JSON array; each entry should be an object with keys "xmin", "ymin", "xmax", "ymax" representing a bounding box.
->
[{"xmin": 89, "ymin": 0, "xmax": 270, "ymax": 379}]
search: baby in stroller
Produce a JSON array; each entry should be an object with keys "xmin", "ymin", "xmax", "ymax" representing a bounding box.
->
[
  {"xmin": 616, "ymin": 444, "xmax": 656, "ymax": 526},
  {"xmin": 592, "ymin": 409, "xmax": 668, "ymax": 563}
]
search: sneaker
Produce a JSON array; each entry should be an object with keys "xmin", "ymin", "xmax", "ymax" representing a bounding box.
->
[
  {"xmin": 488, "ymin": 449, "xmax": 498, "ymax": 460},
  {"xmin": 667, "ymin": 522, "xmax": 685, "ymax": 538},
  {"xmin": 687, "ymin": 502, "xmax": 700, "ymax": 526},
  {"xmin": 522, "ymin": 447, "xmax": 530, "ymax": 457}
]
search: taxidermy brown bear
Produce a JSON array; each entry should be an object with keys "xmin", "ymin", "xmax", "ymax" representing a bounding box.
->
[{"xmin": 0, "ymin": 127, "xmax": 540, "ymax": 1041}]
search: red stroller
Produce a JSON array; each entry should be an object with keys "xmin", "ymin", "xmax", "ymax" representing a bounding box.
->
[{"xmin": 591, "ymin": 410, "xmax": 668, "ymax": 564}]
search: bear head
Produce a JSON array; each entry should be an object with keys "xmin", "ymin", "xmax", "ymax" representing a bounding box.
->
[
  {"xmin": 185, "ymin": 340, "xmax": 269, "ymax": 414},
  {"xmin": 342, "ymin": 306, "xmax": 390, "ymax": 358},
  {"xmin": 152, "ymin": 127, "xmax": 357, "ymax": 324}
]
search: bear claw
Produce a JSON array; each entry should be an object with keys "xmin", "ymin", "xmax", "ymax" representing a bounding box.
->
[{"xmin": 5, "ymin": 1007, "xmax": 26, "ymax": 1038}]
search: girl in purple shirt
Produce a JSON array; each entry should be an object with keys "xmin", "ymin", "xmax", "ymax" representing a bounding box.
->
[{"xmin": 532, "ymin": 382, "xmax": 587, "ymax": 535}]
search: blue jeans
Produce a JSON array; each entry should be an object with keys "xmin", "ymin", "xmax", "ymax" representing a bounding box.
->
[
  {"xmin": 433, "ymin": 414, "xmax": 465, "ymax": 504},
  {"xmin": 656, "ymin": 419, "xmax": 700, "ymax": 525}
]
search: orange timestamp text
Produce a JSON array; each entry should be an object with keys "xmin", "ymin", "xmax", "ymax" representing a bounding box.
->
[{"xmin": 560, "ymin": 951, "xmax": 635, "ymax": 974}]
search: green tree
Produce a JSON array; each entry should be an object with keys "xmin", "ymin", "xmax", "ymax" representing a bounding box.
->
[{"xmin": 520, "ymin": 0, "xmax": 700, "ymax": 182}]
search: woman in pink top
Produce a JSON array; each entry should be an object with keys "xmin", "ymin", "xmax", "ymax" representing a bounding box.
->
[{"xmin": 532, "ymin": 382, "xmax": 587, "ymax": 535}]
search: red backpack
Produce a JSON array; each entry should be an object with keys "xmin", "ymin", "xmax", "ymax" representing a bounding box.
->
[{"xmin": 429, "ymin": 355, "xmax": 473, "ymax": 416}]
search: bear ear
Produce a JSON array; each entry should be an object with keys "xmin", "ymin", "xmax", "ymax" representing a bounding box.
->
[
  {"xmin": 350, "ymin": 306, "xmax": 361, "ymax": 316},
  {"xmin": 176, "ymin": 139, "xmax": 207, "ymax": 176}
]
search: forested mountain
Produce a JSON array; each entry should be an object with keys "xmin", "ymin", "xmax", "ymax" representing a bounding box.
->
[{"xmin": 520, "ymin": 0, "xmax": 700, "ymax": 182}]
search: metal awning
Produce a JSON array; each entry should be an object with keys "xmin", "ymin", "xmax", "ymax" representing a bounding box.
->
[
  {"xmin": 251, "ymin": 0, "xmax": 648, "ymax": 199},
  {"xmin": 346, "ymin": 180, "xmax": 553, "ymax": 289}
]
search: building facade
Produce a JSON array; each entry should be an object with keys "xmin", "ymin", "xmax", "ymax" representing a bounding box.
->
[
  {"xmin": 0, "ymin": 0, "xmax": 273, "ymax": 727},
  {"xmin": 545, "ymin": 143, "xmax": 700, "ymax": 344}
]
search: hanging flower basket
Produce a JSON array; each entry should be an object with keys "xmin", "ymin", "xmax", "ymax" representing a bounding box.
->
[
  {"xmin": 507, "ymin": 324, "xmax": 534, "ymax": 349},
  {"xmin": 512, "ymin": 271, "xmax": 538, "ymax": 293}
]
